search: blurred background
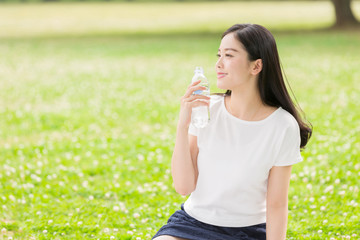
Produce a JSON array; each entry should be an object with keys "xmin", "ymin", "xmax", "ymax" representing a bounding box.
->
[{"xmin": 0, "ymin": 0, "xmax": 359, "ymax": 239}]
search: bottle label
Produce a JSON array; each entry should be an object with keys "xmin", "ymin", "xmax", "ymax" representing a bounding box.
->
[{"xmin": 193, "ymin": 90, "xmax": 202, "ymax": 95}]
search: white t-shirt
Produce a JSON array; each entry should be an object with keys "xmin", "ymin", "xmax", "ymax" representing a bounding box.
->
[{"xmin": 184, "ymin": 95, "xmax": 303, "ymax": 227}]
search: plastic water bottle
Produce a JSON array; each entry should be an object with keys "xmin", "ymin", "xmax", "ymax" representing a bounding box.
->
[{"xmin": 191, "ymin": 66, "xmax": 210, "ymax": 128}]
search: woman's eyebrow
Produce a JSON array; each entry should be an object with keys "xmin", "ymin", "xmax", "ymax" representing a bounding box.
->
[{"xmin": 218, "ymin": 48, "xmax": 239, "ymax": 52}]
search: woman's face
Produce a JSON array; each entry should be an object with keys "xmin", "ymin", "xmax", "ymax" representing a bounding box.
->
[{"xmin": 215, "ymin": 32, "xmax": 253, "ymax": 90}]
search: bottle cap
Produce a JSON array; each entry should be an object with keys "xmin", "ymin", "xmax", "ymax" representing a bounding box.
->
[{"xmin": 194, "ymin": 66, "xmax": 203, "ymax": 74}]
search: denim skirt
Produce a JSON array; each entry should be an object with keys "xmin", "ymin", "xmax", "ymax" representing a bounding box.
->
[{"xmin": 152, "ymin": 204, "xmax": 266, "ymax": 240}]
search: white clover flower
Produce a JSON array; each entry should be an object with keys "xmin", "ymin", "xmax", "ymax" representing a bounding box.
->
[
  {"xmin": 89, "ymin": 195, "xmax": 94, "ymax": 200},
  {"xmin": 43, "ymin": 230, "xmax": 48, "ymax": 234},
  {"xmin": 133, "ymin": 213, "xmax": 140, "ymax": 218},
  {"xmin": 137, "ymin": 154, "xmax": 145, "ymax": 161},
  {"xmin": 77, "ymin": 221, "xmax": 82, "ymax": 226},
  {"xmin": 320, "ymin": 206, "xmax": 326, "ymax": 211},
  {"xmin": 335, "ymin": 179, "xmax": 340, "ymax": 184},
  {"xmin": 104, "ymin": 228, "xmax": 110, "ymax": 233},
  {"xmin": 318, "ymin": 230, "xmax": 322, "ymax": 233},
  {"xmin": 324, "ymin": 185, "xmax": 333, "ymax": 193},
  {"xmin": 1, "ymin": 228, "xmax": 6, "ymax": 234},
  {"xmin": 48, "ymin": 220, "xmax": 53, "ymax": 224},
  {"xmin": 127, "ymin": 230, "xmax": 134, "ymax": 235},
  {"xmin": 323, "ymin": 219, "xmax": 328, "ymax": 224},
  {"xmin": 113, "ymin": 206, "xmax": 120, "ymax": 212},
  {"xmin": 9, "ymin": 195, "xmax": 16, "ymax": 201}
]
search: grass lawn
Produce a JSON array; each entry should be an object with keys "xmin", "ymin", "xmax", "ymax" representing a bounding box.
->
[
  {"xmin": 2, "ymin": 1, "xmax": 360, "ymax": 38},
  {"xmin": 0, "ymin": 1, "xmax": 360, "ymax": 239}
]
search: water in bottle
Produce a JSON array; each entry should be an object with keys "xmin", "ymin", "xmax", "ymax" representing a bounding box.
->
[{"xmin": 191, "ymin": 66, "xmax": 210, "ymax": 128}]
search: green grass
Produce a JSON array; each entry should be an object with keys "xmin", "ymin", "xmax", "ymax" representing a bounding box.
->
[
  {"xmin": 1, "ymin": 2, "xmax": 360, "ymax": 240},
  {"xmin": 2, "ymin": 1, "xmax": 360, "ymax": 38}
]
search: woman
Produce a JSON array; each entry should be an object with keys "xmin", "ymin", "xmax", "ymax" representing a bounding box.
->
[{"xmin": 152, "ymin": 24, "xmax": 312, "ymax": 240}]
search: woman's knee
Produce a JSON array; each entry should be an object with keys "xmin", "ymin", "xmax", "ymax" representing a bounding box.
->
[{"xmin": 153, "ymin": 235, "xmax": 188, "ymax": 240}]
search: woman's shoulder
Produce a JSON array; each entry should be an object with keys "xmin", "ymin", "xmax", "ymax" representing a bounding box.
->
[
  {"xmin": 274, "ymin": 107, "xmax": 300, "ymax": 131},
  {"xmin": 209, "ymin": 94, "xmax": 224, "ymax": 109},
  {"xmin": 210, "ymin": 94, "xmax": 224, "ymax": 103}
]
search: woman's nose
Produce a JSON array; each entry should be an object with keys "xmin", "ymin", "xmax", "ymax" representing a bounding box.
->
[{"xmin": 216, "ymin": 58, "xmax": 223, "ymax": 69}]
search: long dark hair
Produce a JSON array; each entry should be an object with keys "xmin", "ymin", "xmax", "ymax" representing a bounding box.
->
[{"xmin": 221, "ymin": 24, "xmax": 312, "ymax": 149}]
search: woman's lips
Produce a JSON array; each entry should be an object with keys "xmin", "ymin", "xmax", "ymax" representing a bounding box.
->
[{"xmin": 217, "ymin": 73, "xmax": 227, "ymax": 79}]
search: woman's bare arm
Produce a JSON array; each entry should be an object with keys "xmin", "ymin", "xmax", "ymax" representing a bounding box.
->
[
  {"xmin": 171, "ymin": 80, "xmax": 209, "ymax": 196},
  {"xmin": 266, "ymin": 165, "xmax": 292, "ymax": 240}
]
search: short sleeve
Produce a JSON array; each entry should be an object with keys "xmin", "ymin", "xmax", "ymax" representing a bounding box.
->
[
  {"xmin": 273, "ymin": 121, "xmax": 303, "ymax": 166},
  {"xmin": 188, "ymin": 122, "xmax": 199, "ymax": 136}
]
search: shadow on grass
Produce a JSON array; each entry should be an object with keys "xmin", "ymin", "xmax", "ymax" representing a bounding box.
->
[{"xmin": 2, "ymin": 26, "xmax": 360, "ymax": 41}]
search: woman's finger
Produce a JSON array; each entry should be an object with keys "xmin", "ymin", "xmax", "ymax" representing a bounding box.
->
[
  {"xmin": 187, "ymin": 80, "xmax": 201, "ymax": 88},
  {"xmin": 188, "ymin": 99, "xmax": 210, "ymax": 108},
  {"xmin": 183, "ymin": 94, "xmax": 210, "ymax": 103},
  {"xmin": 183, "ymin": 85, "xmax": 207, "ymax": 98}
]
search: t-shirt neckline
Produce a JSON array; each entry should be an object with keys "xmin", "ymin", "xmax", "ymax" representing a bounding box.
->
[{"xmin": 221, "ymin": 96, "xmax": 281, "ymax": 125}]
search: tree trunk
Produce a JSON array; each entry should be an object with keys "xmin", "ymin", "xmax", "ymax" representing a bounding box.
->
[{"xmin": 331, "ymin": 0, "xmax": 360, "ymax": 27}]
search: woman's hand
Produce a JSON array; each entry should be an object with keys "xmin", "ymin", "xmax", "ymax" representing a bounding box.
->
[{"xmin": 178, "ymin": 80, "xmax": 210, "ymax": 129}]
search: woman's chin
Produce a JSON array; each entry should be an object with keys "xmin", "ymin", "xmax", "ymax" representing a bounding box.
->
[{"xmin": 216, "ymin": 82, "xmax": 228, "ymax": 90}]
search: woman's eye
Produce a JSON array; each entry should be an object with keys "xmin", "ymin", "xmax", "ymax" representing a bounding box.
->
[{"xmin": 217, "ymin": 54, "xmax": 233, "ymax": 58}]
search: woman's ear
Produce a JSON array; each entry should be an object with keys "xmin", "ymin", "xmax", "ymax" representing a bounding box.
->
[{"xmin": 251, "ymin": 59, "xmax": 263, "ymax": 75}]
